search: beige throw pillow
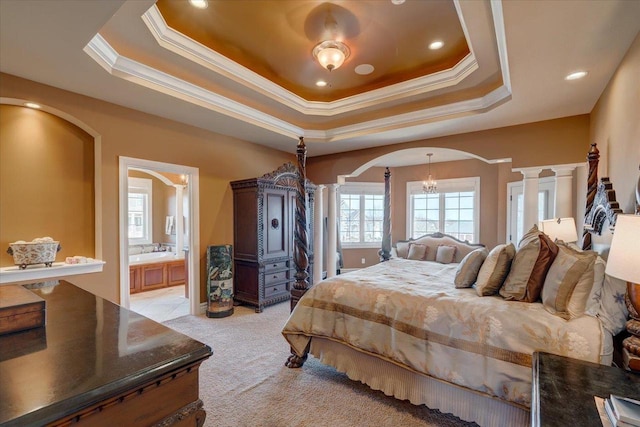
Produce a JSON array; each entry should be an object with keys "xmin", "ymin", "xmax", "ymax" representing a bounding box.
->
[
  {"xmin": 454, "ymin": 248, "xmax": 488, "ymax": 288},
  {"xmin": 407, "ymin": 243, "xmax": 427, "ymax": 260},
  {"xmin": 436, "ymin": 245, "xmax": 457, "ymax": 264},
  {"xmin": 541, "ymin": 243, "xmax": 596, "ymax": 319},
  {"xmin": 396, "ymin": 241, "xmax": 410, "ymax": 259},
  {"xmin": 500, "ymin": 225, "xmax": 559, "ymax": 302},
  {"xmin": 475, "ymin": 243, "xmax": 516, "ymax": 296}
]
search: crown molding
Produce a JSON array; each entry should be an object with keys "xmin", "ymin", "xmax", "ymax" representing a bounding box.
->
[
  {"xmin": 84, "ymin": 0, "xmax": 512, "ymax": 147},
  {"xmin": 142, "ymin": 4, "xmax": 480, "ymax": 116},
  {"xmin": 83, "ymin": 34, "xmax": 303, "ymax": 140}
]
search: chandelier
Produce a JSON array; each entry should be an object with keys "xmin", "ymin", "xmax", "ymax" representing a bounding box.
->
[
  {"xmin": 313, "ymin": 40, "xmax": 350, "ymax": 71},
  {"xmin": 422, "ymin": 153, "xmax": 437, "ymax": 194}
]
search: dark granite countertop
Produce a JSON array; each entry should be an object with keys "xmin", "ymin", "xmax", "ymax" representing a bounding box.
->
[
  {"xmin": 0, "ymin": 280, "xmax": 212, "ymax": 427},
  {"xmin": 532, "ymin": 351, "xmax": 640, "ymax": 427}
]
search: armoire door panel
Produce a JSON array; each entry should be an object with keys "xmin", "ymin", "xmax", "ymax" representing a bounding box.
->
[{"xmin": 264, "ymin": 190, "xmax": 288, "ymax": 259}]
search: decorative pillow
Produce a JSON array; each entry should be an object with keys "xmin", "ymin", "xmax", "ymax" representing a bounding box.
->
[
  {"xmin": 584, "ymin": 255, "xmax": 606, "ymax": 316},
  {"xmin": 407, "ymin": 243, "xmax": 427, "ymax": 260},
  {"xmin": 500, "ymin": 225, "xmax": 559, "ymax": 302},
  {"xmin": 454, "ymin": 248, "xmax": 489, "ymax": 288},
  {"xmin": 436, "ymin": 245, "xmax": 457, "ymax": 264},
  {"xmin": 541, "ymin": 243, "xmax": 596, "ymax": 319},
  {"xmin": 595, "ymin": 274, "xmax": 629, "ymax": 335},
  {"xmin": 475, "ymin": 243, "xmax": 516, "ymax": 296},
  {"xmin": 396, "ymin": 241, "xmax": 410, "ymax": 259}
]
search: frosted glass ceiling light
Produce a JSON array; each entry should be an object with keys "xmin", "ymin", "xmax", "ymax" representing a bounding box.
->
[{"xmin": 313, "ymin": 41, "xmax": 350, "ymax": 72}]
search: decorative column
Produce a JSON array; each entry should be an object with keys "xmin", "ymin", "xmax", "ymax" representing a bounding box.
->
[
  {"xmin": 552, "ymin": 167, "xmax": 575, "ymax": 219},
  {"xmin": 521, "ymin": 169, "xmax": 542, "ymax": 232},
  {"xmin": 312, "ymin": 185, "xmax": 325, "ymax": 284},
  {"xmin": 379, "ymin": 167, "xmax": 392, "ymax": 262},
  {"xmin": 327, "ymin": 184, "xmax": 339, "ymax": 278}
]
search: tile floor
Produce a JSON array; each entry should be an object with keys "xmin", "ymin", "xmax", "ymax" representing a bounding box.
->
[{"xmin": 129, "ymin": 285, "xmax": 190, "ymax": 323}]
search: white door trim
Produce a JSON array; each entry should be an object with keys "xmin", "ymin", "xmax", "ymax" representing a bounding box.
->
[{"xmin": 118, "ymin": 156, "xmax": 200, "ymax": 315}]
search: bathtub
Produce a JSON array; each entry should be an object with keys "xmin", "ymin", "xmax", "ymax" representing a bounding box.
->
[{"xmin": 129, "ymin": 252, "xmax": 182, "ymax": 266}]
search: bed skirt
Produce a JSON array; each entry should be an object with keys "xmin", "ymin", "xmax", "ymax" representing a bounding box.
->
[{"xmin": 309, "ymin": 337, "xmax": 529, "ymax": 427}]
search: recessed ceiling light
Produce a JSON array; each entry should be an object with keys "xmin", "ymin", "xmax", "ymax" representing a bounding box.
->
[
  {"xmin": 429, "ymin": 41, "xmax": 444, "ymax": 50},
  {"xmin": 189, "ymin": 0, "xmax": 208, "ymax": 9},
  {"xmin": 316, "ymin": 80, "xmax": 327, "ymax": 87},
  {"xmin": 565, "ymin": 71, "xmax": 588, "ymax": 81},
  {"xmin": 24, "ymin": 102, "xmax": 41, "ymax": 109},
  {"xmin": 355, "ymin": 64, "xmax": 374, "ymax": 75},
  {"xmin": 391, "ymin": 0, "xmax": 406, "ymax": 4}
]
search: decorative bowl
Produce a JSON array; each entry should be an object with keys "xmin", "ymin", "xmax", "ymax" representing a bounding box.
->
[{"xmin": 7, "ymin": 241, "xmax": 61, "ymax": 269}]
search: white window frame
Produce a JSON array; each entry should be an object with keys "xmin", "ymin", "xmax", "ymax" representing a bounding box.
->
[
  {"xmin": 406, "ymin": 177, "xmax": 480, "ymax": 243},
  {"xmin": 339, "ymin": 182, "xmax": 385, "ymax": 248},
  {"xmin": 506, "ymin": 177, "xmax": 555, "ymax": 245},
  {"xmin": 128, "ymin": 177, "xmax": 153, "ymax": 245}
]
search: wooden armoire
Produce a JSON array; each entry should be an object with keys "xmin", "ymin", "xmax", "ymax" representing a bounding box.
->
[{"xmin": 230, "ymin": 163, "xmax": 315, "ymax": 312}]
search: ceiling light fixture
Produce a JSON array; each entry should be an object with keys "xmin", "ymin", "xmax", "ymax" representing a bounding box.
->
[
  {"xmin": 189, "ymin": 0, "xmax": 208, "ymax": 9},
  {"xmin": 313, "ymin": 40, "xmax": 350, "ymax": 72},
  {"xmin": 423, "ymin": 153, "xmax": 437, "ymax": 194},
  {"xmin": 429, "ymin": 41, "xmax": 444, "ymax": 50},
  {"xmin": 391, "ymin": 0, "xmax": 406, "ymax": 4},
  {"xmin": 316, "ymin": 80, "xmax": 327, "ymax": 87},
  {"xmin": 24, "ymin": 102, "xmax": 41, "ymax": 109},
  {"xmin": 565, "ymin": 71, "xmax": 588, "ymax": 81}
]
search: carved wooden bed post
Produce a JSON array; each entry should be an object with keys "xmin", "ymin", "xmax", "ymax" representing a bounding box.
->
[
  {"xmin": 379, "ymin": 167, "xmax": 392, "ymax": 262},
  {"xmin": 582, "ymin": 143, "xmax": 600, "ymax": 250},
  {"xmin": 286, "ymin": 136, "xmax": 310, "ymax": 368}
]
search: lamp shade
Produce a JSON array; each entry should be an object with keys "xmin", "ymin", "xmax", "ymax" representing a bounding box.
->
[
  {"xmin": 605, "ymin": 214, "xmax": 640, "ymax": 283},
  {"xmin": 540, "ymin": 217, "xmax": 578, "ymax": 243}
]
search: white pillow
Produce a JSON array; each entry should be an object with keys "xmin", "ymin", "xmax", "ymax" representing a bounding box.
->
[{"xmin": 595, "ymin": 274, "xmax": 629, "ymax": 336}]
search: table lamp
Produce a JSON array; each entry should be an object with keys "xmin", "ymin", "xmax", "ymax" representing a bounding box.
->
[
  {"xmin": 540, "ymin": 217, "xmax": 578, "ymax": 243},
  {"xmin": 605, "ymin": 214, "xmax": 640, "ymax": 371}
]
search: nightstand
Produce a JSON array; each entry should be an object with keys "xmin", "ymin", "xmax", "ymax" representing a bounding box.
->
[{"xmin": 531, "ymin": 352, "xmax": 640, "ymax": 427}]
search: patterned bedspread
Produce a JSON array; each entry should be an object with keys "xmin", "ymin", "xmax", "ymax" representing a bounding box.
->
[{"xmin": 282, "ymin": 258, "xmax": 606, "ymax": 406}]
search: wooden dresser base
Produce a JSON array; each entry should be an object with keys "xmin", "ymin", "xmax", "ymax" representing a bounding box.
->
[{"xmin": 50, "ymin": 362, "xmax": 206, "ymax": 427}]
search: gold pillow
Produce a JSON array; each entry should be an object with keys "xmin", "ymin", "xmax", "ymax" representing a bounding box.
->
[
  {"xmin": 475, "ymin": 243, "xmax": 516, "ymax": 296},
  {"xmin": 541, "ymin": 243, "xmax": 596, "ymax": 319}
]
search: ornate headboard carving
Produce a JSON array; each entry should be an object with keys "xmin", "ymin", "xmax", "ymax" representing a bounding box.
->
[{"xmin": 582, "ymin": 143, "xmax": 623, "ymax": 250}]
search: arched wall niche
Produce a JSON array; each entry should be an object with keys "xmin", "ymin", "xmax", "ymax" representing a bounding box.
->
[{"xmin": 0, "ymin": 98, "xmax": 102, "ymax": 268}]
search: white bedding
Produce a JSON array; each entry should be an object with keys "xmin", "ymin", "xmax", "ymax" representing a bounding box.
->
[{"xmin": 282, "ymin": 258, "xmax": 611, "ymax": 407}]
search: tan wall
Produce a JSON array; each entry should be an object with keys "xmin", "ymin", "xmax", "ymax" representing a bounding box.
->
[
  {"xmin": 590, "ymin": 32, "xmax": 640, "ymax": 215},
  {"xmin": 306, "ymin": 115, "xmax": 591, "ymax": 183},
  {"xmin": 0, "ymin": 73, "xmax": 294, "ymax": 303},
  {"xmin": 0, "ymin": 105, "xmax": 95, "ymax": 266}
]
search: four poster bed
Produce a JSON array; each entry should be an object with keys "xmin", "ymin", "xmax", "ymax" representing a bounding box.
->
[{"xmin": 282, "ymin": 140, "xmax": 630, "ymax": 427}]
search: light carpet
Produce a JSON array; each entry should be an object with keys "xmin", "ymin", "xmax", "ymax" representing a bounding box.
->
[{"xmin": 163, "ymin": 302, "xmax": 478, "ymax": 427}]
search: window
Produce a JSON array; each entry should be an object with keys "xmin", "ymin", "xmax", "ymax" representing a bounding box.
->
[
  {"xmin": 407, "ymin": 177, "xmax": 480, "ymax": 242},
  {"xmin": 128, "ymin": 177, "xmax": 152, "ymax": 244},
  {"xmin": 339, "ymin": 183, "xmax": 384, "ymax": 247}
]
